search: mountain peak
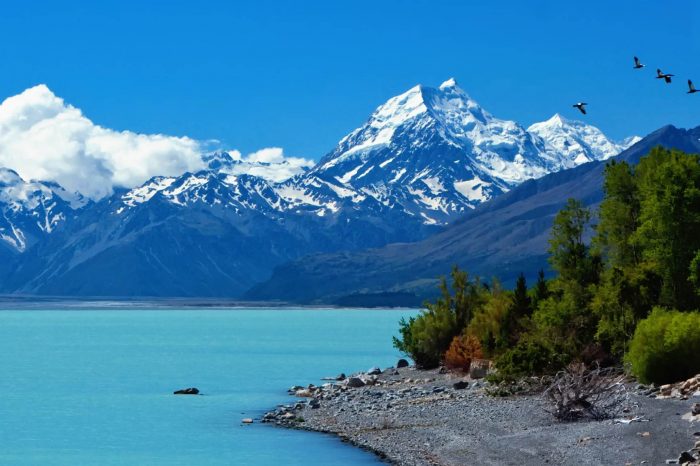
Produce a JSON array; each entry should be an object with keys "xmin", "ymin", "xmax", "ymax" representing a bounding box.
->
[
  {"xmin": 439, "ymin": 77, "xmax": 458, "ymax": 90},
  {"xmin": 547, "ymin": 113, "xmax": 568, "ymax": 125}
]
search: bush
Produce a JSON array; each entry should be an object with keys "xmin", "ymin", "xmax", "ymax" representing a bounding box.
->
[
  {"xmin": 626, "ymin": 308, "xmax": 700, "ymax": 384},
  {"xmin": 393, "ymin": 307, "xmax": 459, "ymax": 368},
  {"xmin": 492, "ymin": 337, "xmax": 570, "ymax": 382},
  {"xmin": 444, "ymin": 334, "xmax": 483, "ymax": 371}
]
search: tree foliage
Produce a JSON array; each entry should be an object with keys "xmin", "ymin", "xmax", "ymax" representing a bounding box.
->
[
  {"xmin": 393, "ymin": 267, "xmax": 485, "ymax": 368},
  {"xmin": 626, "ymin": 308, "xmax": 700, "ymax": 384},
  {"xmin": 394, "ymin": 148, "xmax": 700, "ymax": 384}
]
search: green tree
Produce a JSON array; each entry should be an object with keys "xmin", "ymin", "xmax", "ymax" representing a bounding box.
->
[
  {"xmin": 595, "ymin": 160, "xmax": 641, "ymax": 268},
  {"xmin": 634, "ymin": 147, "xmax": 700, "ymax": 310},
  {"xmin": 548, "ymin": 198, "xmax": 600, "ymax": 286},
  {"xmin": 531, "ymin": 269, "xmax": 549, "ymax": 309},
  {"xmin": 393, "ymin": 267, "xmax": 485, "ymax": 368},
  {"xmin": 500, "ymin": 273, "xmax": 532, "ymax": 347},
  {"xmin": 468, "ymin": 279, "xmax": 512, "ymax": 355}
]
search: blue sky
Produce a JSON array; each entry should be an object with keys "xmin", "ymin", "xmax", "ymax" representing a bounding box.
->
[{"xmin": 1, "ymin": 0, "xmax": 698, "ymax": 159}]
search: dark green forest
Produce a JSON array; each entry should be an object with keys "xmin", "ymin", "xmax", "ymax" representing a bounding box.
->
[{"xmin": 394, "ymin": 147, "xmax": 700, "ymax": 385}]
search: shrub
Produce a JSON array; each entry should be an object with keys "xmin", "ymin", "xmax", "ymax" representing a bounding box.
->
[
  {"xmin": 467, "ymin": 281, "xmax": 511, "ymax": 355},
  {"xmin": 626, "ymin": 308, "xmax": 700, "ymax": 384},
  {"xmin": 393, "ymin": 307, "xmax": 459, "ymax": 368},
  {"xmin": 492, "ymin": 337, "xmax": 570, "ymax": 382},
  {"xmin": 444, "ymin": 334, "xmax": 483, "ymax": 371}
]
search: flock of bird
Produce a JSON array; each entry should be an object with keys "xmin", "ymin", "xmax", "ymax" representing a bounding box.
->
[{"xmin": 572, "ymin": 56, "xmax": 697, "ymax": 115}]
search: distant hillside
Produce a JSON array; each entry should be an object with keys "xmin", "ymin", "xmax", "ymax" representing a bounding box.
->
[{"xmin": 245, "ymin": 125, "xmax": 700, "ymax": 306}]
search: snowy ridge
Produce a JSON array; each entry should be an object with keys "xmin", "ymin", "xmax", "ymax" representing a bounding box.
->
[
  {"xmin": 0, "ymin": 168, "xmax": 77, "ymax": 252},
  {"xmin": 112, "ymin": 79, "xmax": 636, "ymax": 226},
  {"xmin": 528, "ymin": 114, "xmax": 639, "ymax": 168}
]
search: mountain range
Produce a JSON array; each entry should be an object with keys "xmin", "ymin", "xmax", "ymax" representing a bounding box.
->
[
  {"xmin": 247, "ymin": 125, "xmax": 700, "ymax": 305},
  {"xmin": 0, "ymin": 80, "xmax": 642, "ymax": 298}
]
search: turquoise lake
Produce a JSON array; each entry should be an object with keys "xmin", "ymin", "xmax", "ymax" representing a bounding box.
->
[{"xmin": 0, "ymin": 308, "xmax": 418, "ymax": 465}]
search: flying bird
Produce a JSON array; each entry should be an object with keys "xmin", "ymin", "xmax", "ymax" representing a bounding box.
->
[
  {"xmin": 688, "ymin": 80, "xmax": 698, "ymax": 94},
  {"xmin": 573, "ymin": 102, "xmax": 587, "ymax": 115},
  {"xmin": 656, "ymin": 68, "xmax": 674, "ymax": 83},
  {"xmin": 633, "ymin": 56, "xmax": 645, "ymax": 69}
]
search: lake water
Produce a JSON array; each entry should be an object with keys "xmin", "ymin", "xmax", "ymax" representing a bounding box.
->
[{"xmin": 0, "ymin": 308, "xmax": 417, "ymax": 465}]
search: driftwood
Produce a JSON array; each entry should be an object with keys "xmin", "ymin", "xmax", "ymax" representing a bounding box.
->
[{"xmin": 543, "ymin": 363, "xmax": 628, "ymax": 421}]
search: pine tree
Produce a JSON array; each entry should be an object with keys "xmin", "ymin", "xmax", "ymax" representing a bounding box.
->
[{"xmin": 532, "ymin": 269, "xmax": 549, "ymax": 307}]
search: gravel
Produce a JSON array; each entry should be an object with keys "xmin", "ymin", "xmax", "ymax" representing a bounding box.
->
[{"xmin": 263, "ymin": 366, "xmax": 700, "ymax": 465}]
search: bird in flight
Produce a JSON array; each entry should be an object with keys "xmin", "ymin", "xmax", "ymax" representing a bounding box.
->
[
  {"xmin": 633, "ymin": 56, "xmax": 645, "ymax": 69},
  {"xmin": 573, "ymin": 102, "xmax": 587, "ymax": 115},
  {"xmin": 688, "ymin": 80, "xmax": 698, "ymax": 94},
  {"xmin": 656, "ymin": 69, "xmax": 674, "ymax": 83}
]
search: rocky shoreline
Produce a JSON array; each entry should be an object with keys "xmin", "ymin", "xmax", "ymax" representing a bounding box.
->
[{"xmin": 262, "ymin": 365, "xmax": 700, "ymax": 465}]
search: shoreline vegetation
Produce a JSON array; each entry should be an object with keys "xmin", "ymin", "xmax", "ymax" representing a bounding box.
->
[{"xmin": 264, "ymin": 147, "xmax": 700, "ymax": 465}]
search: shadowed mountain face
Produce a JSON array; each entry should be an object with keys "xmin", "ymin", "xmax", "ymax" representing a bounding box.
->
[{"xmin": 245, "ymin": 125, "xmax": 700, "ymax": 306}]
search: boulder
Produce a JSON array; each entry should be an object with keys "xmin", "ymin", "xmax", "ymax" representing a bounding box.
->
[
  {"xmin": 678, "ymin": 451, "xmax": 695, "ymax": 464},
  {"xmin": 346, "ymin": 377, "xmax": 366, "ymax": 388},
  {"xmin": 173, "ymin": 387, "xmax": 199, "ymax": 395},
  {"xmin": 469, "ymin": 359, "xmax": 490, "ymax": 379},
  {"xmin": 453, "ymin": 381, "xmax": 469, "ymax": 390},
  {"xmin": 335, "ymin": 373, "xmax": 346, "ymax": 381},
  {"xmin": 692, "ymin": 403, "xmax": 700, "ymax": 416},
  {"xmin": 363, "ymin": 375, "xmax": 378, "ymax": 386},
  {"xmin": 367, "ymin": 367, "xmax": 382, "ymax": 375},
  {"xmin": 397, "ymin": 359, "xmax": 409, "ymax": 368},
  {"xmin": 295, "ymin": 389, "xmax": 314, "ymax": 398}
]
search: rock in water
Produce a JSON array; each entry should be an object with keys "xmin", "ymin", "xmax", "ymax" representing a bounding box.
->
[
  {"xmin": 367, "ymin": 367, "xmax": 382, "ymax": 375},
  {"xmin": 335, "ymin": 373, "xmax": 346, "ymax": 381},
  {"xmin": 397, "ymin": 359, "xmax": 409, "ymax": 368},
  {"xmin": 173, "ymin": 387, "xmax": 200, "ymax": 395},
  {"xmin": 241, "ymin": 418, "xmax": 253, "ymax": 424}
]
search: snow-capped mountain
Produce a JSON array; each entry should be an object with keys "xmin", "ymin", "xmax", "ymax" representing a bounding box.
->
[
  {"xmin": 529, "ymin": 114, "xmax": 641, "ymax": 168},
  {"xmin": 0, "ymin": 168, "xmax": 83, "ymax": 253},
  {"xmin": 305, "ymin": 79, "xmax": 634, "ymax": 224},
  {"xmin": 0, "ymin": 78, "xmax": 639, "ymax": 297}
]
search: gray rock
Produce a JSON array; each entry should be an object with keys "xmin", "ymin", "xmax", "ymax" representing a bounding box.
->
[
  {"xmin": 367, "ymin": 367, "xmax": 382, "ymax": 375},
  {"xmin": 346, "ymin": 377, "xmax": 366, "ymax": 388}
]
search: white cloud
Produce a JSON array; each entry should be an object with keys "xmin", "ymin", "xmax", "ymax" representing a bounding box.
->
[
  {"xmin": 0, "ymin": 85, "xmax": 315, "ymax": 199},
  {"xmin": 0, "ymin": 85, "xmax": 206, "ymax": 199},
  {"xmin": 221, "ymin": 147, "xmax": 313, "ymax": 182}
]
